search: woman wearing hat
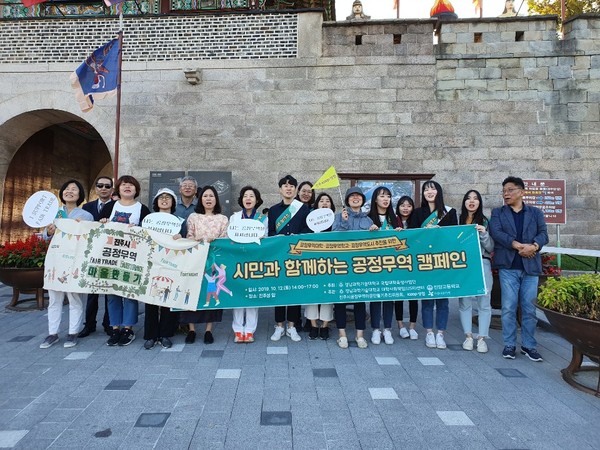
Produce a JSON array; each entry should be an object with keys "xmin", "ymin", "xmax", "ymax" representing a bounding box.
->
[
  {"xmin": 331, "ymin": 186, "xmax": 373, "ymax": 349},
  {"xmin": 142, "ymin": 188, "xmax": 182, "ymax": 350}
]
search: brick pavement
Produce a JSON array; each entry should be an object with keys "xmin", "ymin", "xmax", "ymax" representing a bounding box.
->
[{"xmin": 1, "ymin": 285, "xmax": 599, "ymax": 449}]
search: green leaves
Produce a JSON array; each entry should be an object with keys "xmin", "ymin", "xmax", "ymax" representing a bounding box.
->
[{"xmin": 538, "ymin": 274, "xmax": 600, "ymax": 321}]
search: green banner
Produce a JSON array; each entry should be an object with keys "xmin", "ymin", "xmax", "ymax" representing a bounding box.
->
[{"xmin": 195, "ymin": 225, "xmax": 485, "ymax": 310}]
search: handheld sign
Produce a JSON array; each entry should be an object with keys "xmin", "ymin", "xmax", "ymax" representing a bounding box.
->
[
  {"xmin": 142, "ymin": 212, "xmax": 183, "ymax": 236},
  {"xmin": 22, "ymin": 191, "xmax": 59, "ymax": 228},
  {"xmin": 307, "ymin": 209, "xmax": 335, "ymax": 233},
  {"xmin": 227, "ymin": 219, "xmax": 265, "ymax": 245}
]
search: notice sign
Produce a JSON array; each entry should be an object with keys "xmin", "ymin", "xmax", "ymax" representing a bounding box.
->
[{"xmin": 523, "ymin": 179, "xmax": 566, "ymax": 224}]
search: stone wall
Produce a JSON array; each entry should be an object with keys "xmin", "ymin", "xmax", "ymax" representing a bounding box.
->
[{"xmin": 0, "ymin": 12, "xmax": 598, "ymax": 247}]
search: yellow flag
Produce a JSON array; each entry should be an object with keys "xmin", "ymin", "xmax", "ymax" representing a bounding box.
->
[{"xmin": 312, "ymin": 166, "xmax": 340, "ymax": 190}]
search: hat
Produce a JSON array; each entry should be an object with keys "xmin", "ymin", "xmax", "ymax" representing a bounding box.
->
[
  {"xmin": 153, "ymin": 187, "xmax": 177, "ymax": 202},
  {"xmin": 344, "ymin": 186, "xmax": 366, "ymax": 207}
]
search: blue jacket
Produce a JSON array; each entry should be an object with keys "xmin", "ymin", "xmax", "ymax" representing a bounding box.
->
[
  {"xmin": 489, "ymin": 204, "xmax": 548, "ymax": 275},
  {"xmin": 332, "ymin": 209, "xmax": 373, "ymax": 231}
]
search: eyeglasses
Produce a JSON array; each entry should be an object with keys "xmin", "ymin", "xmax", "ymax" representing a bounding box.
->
[
  {"xmin": 157, "ymin": 194, "xmax": 172, "ymax": 200},
  {"xmin": 502, "ymin": 188, "xmax": 521, "ymax": 194},
  {"xmin": 96, "ymin": 183, "xmax": 112, "ymax": 189}
]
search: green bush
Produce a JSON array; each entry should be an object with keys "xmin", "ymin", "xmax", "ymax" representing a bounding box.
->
[{"xmin": 538, "ymin": 274, "xmax": 600, "ymax": 321}]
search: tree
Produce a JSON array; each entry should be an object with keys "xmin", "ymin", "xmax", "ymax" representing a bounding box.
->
[{"xmin": 528, "ymin": 0, "xmax": 600, "ymax": 18}]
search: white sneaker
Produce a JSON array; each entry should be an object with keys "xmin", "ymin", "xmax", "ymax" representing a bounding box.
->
[
  {"xmin": 399, "ymin": 327, "xmax": 410, "ymax": 339},
  {"xmin": 337, "ymin": 336, "xmax": 349, "ymax": 349},
  {"xmin": 371, "ymin": 329, "xmax": 382, "ymax": 345},
  {"xmin": 286, "ymin": 326, "xmax": 301, "ymax": 342},
  {"xmin": 462, "ymin": 336, "xmax": 474, "ymax": 351},
  {"xmin": 409, "ymin": 329, "xmax": 418, "ymax": 340},
  {"xmin": 383, "ymin": 329, "xmax": 394, "ymax": 345},
  {"xmin": 477, "ymin": 338, "xmax": 488, "ymax": 353},
  {"xmin": 425, "ymin": 332, "xmax": 436, "ymax": 348},
  {"xmin": 436, "ymin": 332, "xmax": 447, "ymax": 349},
  {"xmin": 270, "ymin": 325, "xmax": 285, "ymax": 341}
]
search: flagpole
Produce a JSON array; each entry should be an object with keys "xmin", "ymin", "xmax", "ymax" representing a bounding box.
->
[
  {"xmin": 480, "ymin": 0, "xmax": 483, "ymax": 18},
  {"xmin": 113, "ymin": 10, "xmax": 124, "ymax": 181},
  {"xmin": 396, "ymin": 0, "xmax": 399, "ymax": 19}
]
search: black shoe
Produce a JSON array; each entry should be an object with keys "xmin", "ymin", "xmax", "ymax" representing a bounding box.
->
[
  {"xmin": 309, "ymin": 326, "xmax": 319, "ymax": 340},
  {"xmin": 185, "ymin": 330, "xmax": 196, "ymax": 344},
  {"xmin": 106, "ymin": 329, "xmax": 121, "ymax": 346},
  {"xmin": 118, "ymin": 328, "xmax": 135, "ymax": 346},
  {"xmin": 144, "ymin": 339, "xmax": 157, "ymax": 350},
  {"xmin": 204, "ymin": 331, "xmax": 214, "ymax": 344},
  {"xmin": 159, "ymin": 337, "xmax": 173, "ymax": 349},
  {"xmin": 502, "ymin": 345, "xmax": 516, "ymax": 359},
  {"xmin": 319, "ymin": 326, "xmax": 330, "ymax": 340},
  {"xmin": 521, "ymin": 346, "xmax": 543, "ymax": 362},
  {"xmin": 78, "ymin": 326, "xmax": 96, "ymax": 338}
]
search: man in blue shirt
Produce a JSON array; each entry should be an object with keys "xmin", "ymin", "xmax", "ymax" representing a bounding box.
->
[{"xmin": 490, "ymin": 176, "xmax": 548, "ymax": 362}]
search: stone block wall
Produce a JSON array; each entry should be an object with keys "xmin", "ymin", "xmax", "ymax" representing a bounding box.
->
[{"xmin": 0, "ymin": 13, "xmax": 598, "ymax": 247}]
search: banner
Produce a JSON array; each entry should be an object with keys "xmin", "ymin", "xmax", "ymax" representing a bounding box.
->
[
  {"xmin": 43, "ymin": 220, "xmax": 208, "ymax": 311},
  {"xmin": 196, "ymin": 225, "xmax": 486, "ymax": 310}
]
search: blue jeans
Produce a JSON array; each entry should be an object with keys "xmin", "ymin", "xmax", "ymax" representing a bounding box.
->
[
  {"xmin": 107, "ymin": 295, "xmax": 139, "ymax": 327},
  {"xmin": 370, "ymin": 301, "xmax": 394, "ymax": 329},
  {"xmin": 459, "ymin": 258, "xmax": 493, "ymax": 338},
  {"xmin": 421, "ymin": 299, "xmax": 449, "ymax": 331},
  {"xmin": 499, "ymin": 269, "xmax": 539, "ymax": 349}
]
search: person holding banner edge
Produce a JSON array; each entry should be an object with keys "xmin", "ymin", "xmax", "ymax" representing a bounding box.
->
[
  {"xmin": 99, "ymin": 175, "xmax": 151, "ymax": 347},
  {"xmin": 268, "ymin": 175, "xmax": 311, "ymax": 342},
  {"xmin": 395, "ymin": 195, "xmax": 419, "ymax": 340},
  {"xmin": 78, "ymin": 175, "xmax": 114, "ymax": 339},
  {"xmin": 408, "ymin": 180, "xmax": 458, "ymax": 350},
  {"xmin": 229, "ymin": 186, "xmax": 267, "ymax": 343},
  {"xmin": 332, "ymin": 186, "xmax": 373, "ymax": 349},
  {"xmin": 458, "ymin": 190, "xmax": 494, "ymax": 353},
  {"xmin": 367, "ymin": 186, "xmax": 399, "ymax": 345},
  {"xmin": 40, "ymin": 179, "xmax": 94, "ymax": 349}
]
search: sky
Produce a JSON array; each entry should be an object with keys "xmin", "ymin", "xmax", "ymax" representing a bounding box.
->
[{"xmin": 335, "ymin": 0, "xmax": 529, "ymax": 20}]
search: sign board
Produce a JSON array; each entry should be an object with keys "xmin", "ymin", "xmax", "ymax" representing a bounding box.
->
[
  {"xmin": 22, "ymin": 191, "xmax": 60, "ymax": 228},
  {"xmin": 522, "ymin": 179, "xmax": 566, "ymax": 224}
]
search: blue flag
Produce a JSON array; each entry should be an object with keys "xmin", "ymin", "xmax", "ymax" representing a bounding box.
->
[{"xmin": 70, "ymin": 38, "xmax": 120, "ymax": 113}]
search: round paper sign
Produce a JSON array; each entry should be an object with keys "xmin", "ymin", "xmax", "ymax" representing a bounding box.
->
[
  {"xmin": 142, "ymin": 212, "xmax": 184, "ymax": 236},
  {"xmin": 22, "ymin": 191, "xmax": 59, "ymax": 228},
  {"xmin": 307, "ymin": 209, "xmax": 335, "ymax": 233},
  {"xmin": 227, "ymin": 219, "xmax": 265, "ymax": 245}
]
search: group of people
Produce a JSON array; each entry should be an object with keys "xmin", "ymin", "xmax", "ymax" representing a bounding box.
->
[{"xmin": 38, "ymin": 174, "xmax": 548, "ymax": 362}]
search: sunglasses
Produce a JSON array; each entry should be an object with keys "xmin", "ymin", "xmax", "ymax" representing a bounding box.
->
[{"xmin": 96, "ymin": 183, "xmax": 112, "ymax": 189}]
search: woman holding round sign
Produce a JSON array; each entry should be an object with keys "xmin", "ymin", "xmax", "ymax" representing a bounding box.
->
[
  {"xmin": 228, "ymin": 186, "xmax": 267, "ymax": 343},
  {"xmin": 142, "ymin": 188, "xmax": 182, "ymax": 350},
  {"xmin": 303, "ymin": 193, "xmax": 336, "ymax": 340},
  {"xmin": 39, "ymin": 180, "xmax": 94, "ymax": 349},
  {"xmin": 408, "ymin": 180, "xmax": 458, "ymax": 350},
  {"xmin": 367, "ymin": 186, "xmax": 399, "ymax": 346},
  {"xmin": 180, "ymin": 185, "xmax": 229, "ymax": 345},
  {"xmin": 99, "ymin": 175, "xmax": 151, "ymax": 347}
]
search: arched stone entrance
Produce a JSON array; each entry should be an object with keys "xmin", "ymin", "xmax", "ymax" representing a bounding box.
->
[{"xmin": 0, "ymin": 109, "xmax": 112, "ymax": 243}]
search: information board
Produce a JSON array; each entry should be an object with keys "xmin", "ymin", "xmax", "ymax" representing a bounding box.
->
[{"xmin": 522, "ymin": 179, "xmax": 566, "ymax": 224}]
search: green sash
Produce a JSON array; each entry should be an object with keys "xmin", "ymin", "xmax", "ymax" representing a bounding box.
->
[
  {"xmin": 275, "ymin": 200, "xmax": 303, "ymax": 234},
  {"xmin": 420, "ymin": 207, "xmax": 450, "ymax": 228}
]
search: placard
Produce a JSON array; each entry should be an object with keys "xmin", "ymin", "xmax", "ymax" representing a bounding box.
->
[{"xmin": 523, "ymin": 179, "xmax": 566, "ymax": 224}]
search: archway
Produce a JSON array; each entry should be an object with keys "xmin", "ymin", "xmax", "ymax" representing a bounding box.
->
[{"xmin": 0, "ymin": 110, "xmax": 112, "ymax": 243}]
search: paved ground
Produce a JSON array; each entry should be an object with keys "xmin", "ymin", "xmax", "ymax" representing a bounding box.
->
[{"xmin": 1, "ymin": 284, "xmax": 599, "ymax": 450}]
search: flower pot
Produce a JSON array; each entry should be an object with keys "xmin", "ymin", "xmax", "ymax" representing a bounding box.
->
[
  {"xmin": 0, "ymin": 266, "xmax": 46, "ymax": 311},
  {"xmin": 537, "ymin": 305, "xmax": 600, "ymax": 397}
]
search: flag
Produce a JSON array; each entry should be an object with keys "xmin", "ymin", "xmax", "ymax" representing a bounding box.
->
[
  {"xmin": 21, "ymin": 0, "xmax": 45, "ymax": 7},
  {"xmin": 312, "ymin": 166, "xmax": 340, "ymax": 190},
  {"xmin": 473, "ymin": 0, "xmax": 482, "ymax": 15},
  {"xmin": 70, "ymin": 38, "xmax": 120, "ymax": 113},
  {"xmin": 393, "ymin": 0, "xmax": 398, "ymax": 10}
]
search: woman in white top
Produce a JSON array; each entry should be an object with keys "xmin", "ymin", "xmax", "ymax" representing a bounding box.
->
[
  {"xmin": 229, "ymin": 186, "xmax": 267, "ymax": 343},
  {"xmin": 40, "ymin": 179, "xmax": 94, "ymax": 349}
]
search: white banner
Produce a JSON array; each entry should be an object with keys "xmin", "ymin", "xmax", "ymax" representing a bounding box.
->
[{"xmin": 43, "ymin": 220, "xmax": 208, "ymax": 311}]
